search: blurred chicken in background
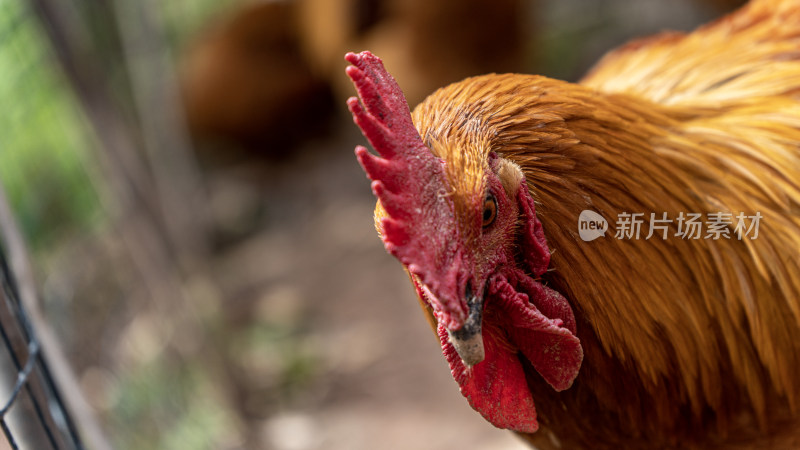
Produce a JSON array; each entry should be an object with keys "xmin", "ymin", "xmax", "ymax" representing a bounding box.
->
[
  {"xmin": 180, "ymin": 0, "xmax": 528, "ymax": 161},
  {"xmin": 181, "ymin": 2, "xmax": 333, "ymax": 159}
]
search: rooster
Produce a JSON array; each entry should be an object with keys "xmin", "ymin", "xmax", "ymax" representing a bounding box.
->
[{"xmin": 346, "ymin": 0, "xmax": 800, "ymax": 448}]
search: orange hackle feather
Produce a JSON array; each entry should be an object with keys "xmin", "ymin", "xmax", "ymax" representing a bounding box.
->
[{"xmin": 400, "ymin": 0, "xmax": 800, "ymax": 448}]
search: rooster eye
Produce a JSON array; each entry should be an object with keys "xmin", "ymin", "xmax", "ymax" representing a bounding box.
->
[{"xmin": 482, "ymin": 193, "xmax": 497, "ymax": 228}]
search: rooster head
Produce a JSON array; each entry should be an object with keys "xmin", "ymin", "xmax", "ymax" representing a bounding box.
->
[{"xmin": 346, "ymin": 51, "xmax": 582, "ymax": 433}]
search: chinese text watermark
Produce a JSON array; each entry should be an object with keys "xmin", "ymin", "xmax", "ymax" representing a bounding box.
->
[{"xmin": 579, "ymin": 210, "xmax": 761, "ymax": 242}]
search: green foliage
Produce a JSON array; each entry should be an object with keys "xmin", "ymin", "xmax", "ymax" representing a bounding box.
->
[
  {"xmin": 111, "ymin": 358, "xmax": 235, "ymax": 450},
  {"xmin": 0, "ymin": 0, "xmax": 101, "ymax": 248},
  {"xmin": 235, "ymin": 320, "xmax": 320, "ymax": 403},
  {"xmin": 0, "ymin": 0, "xmax": 243, "ymax": 248}
]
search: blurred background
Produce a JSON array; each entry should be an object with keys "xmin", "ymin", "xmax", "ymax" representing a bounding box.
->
[{"xmin": 0, "ymin": 0, "xmax": 744, "ymax": 448}]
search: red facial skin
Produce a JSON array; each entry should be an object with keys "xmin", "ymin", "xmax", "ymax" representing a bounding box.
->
[{"xmin": 346, "ymin": 51, "xmax": 582, "ymax": 433}]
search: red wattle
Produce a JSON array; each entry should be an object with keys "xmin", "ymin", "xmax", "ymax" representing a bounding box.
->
[
  {"xmin": 439, "ymin": 321, "xmax": 539, "ymax": 433},
  {"xmin": 439, "ymin": 271, "xmax": 582, "ymax": 433},
  {"xmin": 492, "ymin": 274, "xmax": 583, "ymax": 391}
]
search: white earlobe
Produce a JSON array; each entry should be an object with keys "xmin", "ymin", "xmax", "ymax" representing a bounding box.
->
[{"xmin": 495, "ymin": 158, "xmax": 525, "ymax": 198}]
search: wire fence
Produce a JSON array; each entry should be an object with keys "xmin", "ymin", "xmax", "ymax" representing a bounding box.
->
[
  {"xmin": 0, "ymin": 0, "xmax": 232, "ymax": 446},
  {"xmin": 0, "ymin": 242, "xmax": 83, "ymax": 449},
  {"xmin": 0, "ymin": 0, "xmax": 86, "ymax": 446}
]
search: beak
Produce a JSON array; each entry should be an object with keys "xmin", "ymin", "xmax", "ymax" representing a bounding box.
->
[{"xmin": 447, "ymin": 284, "xmax": 485, "ymax": 367}]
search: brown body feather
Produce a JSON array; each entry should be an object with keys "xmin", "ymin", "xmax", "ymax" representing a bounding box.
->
[{"xmin": 406, "ymin": 0, "xmax": 800, "ymax": 447}]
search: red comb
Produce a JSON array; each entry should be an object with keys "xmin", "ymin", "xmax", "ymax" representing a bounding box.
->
[
  {"xmin": 346, "ymin": 51, "xmax": 466, "ymax": 324},
  {"xmin": 345, "ymin": 51, "xmax": 437, "ymax": 194}
]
